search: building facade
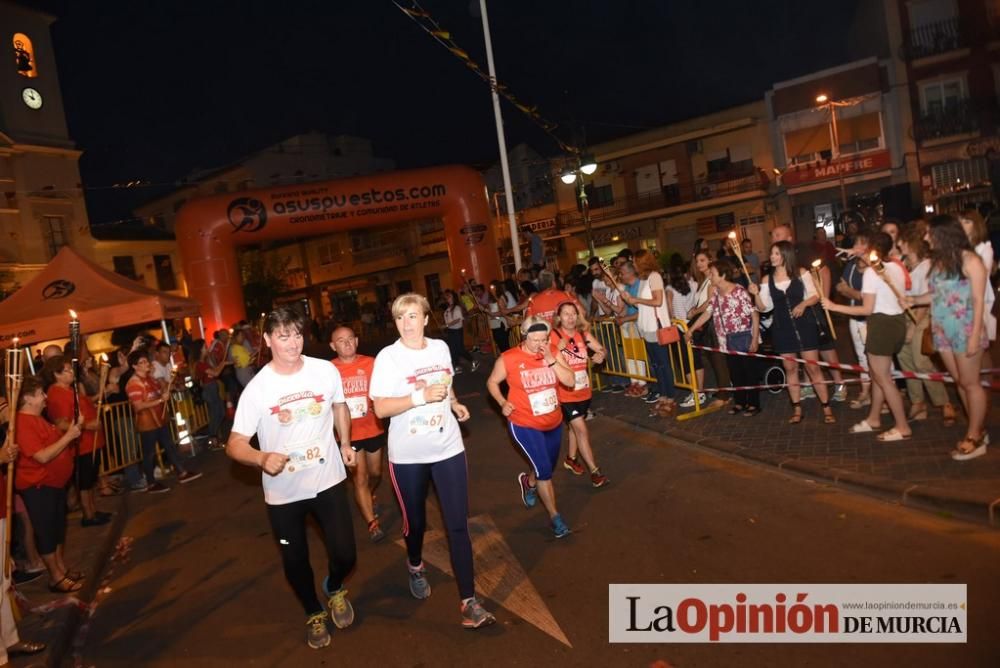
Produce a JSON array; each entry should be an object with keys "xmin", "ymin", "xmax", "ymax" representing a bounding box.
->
[
  {"xmin": 766, "ymin": 57, "xmax": 919, "ymax": 244},
  {"xmin": 495, "ymin": 102, "xmax": 778, "ymax": 271},
  {"xmin": 885, "ymin": 0, "xmax": 1000, "ymax": 215},
  {"xmin": 0, "ymin": 1, "xmax": 187, "ymax": 299}
]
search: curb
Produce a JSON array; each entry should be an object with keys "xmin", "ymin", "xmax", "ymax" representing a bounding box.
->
[
  {"xmin": 607, "ymin": 411, "xmax": 1000, "ymax": 529},
  {"xmin": 43, "ymin": 491, "xmax": 130, "ymax": 668}
]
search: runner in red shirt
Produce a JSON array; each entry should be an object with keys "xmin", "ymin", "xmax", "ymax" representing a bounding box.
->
[
  {"xmin": 550, "ymin": 302, "xmax": 610, "ymax": 488},
  {"xmin": 14, "ymin": 375, "xmax": 83, "ymax": 594},
  {"xmin": 524, "ymin": 270, "xmax": 581, "ymax": 323},
  {"xmin": 486, "ymin": 316, "xmax": 575, "ymax": 538},
  {"xmin": 330, "ymin": 326, "xmax": 387, "ymax": 543}
]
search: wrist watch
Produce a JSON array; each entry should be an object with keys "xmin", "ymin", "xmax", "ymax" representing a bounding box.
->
[{"xmin": 348, "ymin": 443, "xmax": 360, "ymax": 452}]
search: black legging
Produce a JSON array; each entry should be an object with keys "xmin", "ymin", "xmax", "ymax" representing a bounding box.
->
[
  {"xmin": 266, "ymin": 480, "xmax": 357, "ymax": 616},
  {"xmin": 389, "ymin": 451, "xmax": 474, "ymax": 599}
]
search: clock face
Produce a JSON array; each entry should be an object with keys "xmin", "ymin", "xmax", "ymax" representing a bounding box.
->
[{"xmin": 22, "ymin": 87, "xmax": 43, "ymax": 110}]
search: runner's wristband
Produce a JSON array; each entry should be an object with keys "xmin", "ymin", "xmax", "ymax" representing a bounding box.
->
[{"xmin": 410, "ymin": 389, "xmax": 427, "ymax": 407}]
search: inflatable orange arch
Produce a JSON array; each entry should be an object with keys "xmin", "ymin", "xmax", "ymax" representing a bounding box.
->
[{"xmin": 175, "ymin": 165, "xmax": 500, "ymax": 334}]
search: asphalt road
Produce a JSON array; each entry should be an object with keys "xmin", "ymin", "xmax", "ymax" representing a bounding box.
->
[{"xmin": 77, "ymin": 372, "xmax": 1000, "ymax": 667}]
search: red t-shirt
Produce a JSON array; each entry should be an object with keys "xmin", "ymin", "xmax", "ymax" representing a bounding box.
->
[
  {"xmin": 332, "ymin": 355, "xmax": 384, "ymax": 442},
  {"xmin": 525, "ymin": 289, "xmax": 579, "ymax": 324},
  {"xmin": 502, "ymin": 347, "xmax": 562, "ymax": 431},
  {"xmin": 46, "ymin": 384, "xmax": 104, "ymax": 455},
  {"xmin": 126, "ymin": 374, "xmax": 165, "ymax": 431},
  {"xmin": 550, "ymin": 329, "xmax": 592, "ymax": 403},
  {"xmin": 15, "ymin": 413, "xmax": 75, "ymax": 489}
]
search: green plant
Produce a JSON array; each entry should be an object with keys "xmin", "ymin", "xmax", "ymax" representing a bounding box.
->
[{"xmin": 239, "ymin": 249, "xmax": 291, "ymax": 317}]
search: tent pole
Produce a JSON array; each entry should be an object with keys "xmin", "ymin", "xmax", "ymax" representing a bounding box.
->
[
  {"xmin": 198, "ymin": 317, "xmax": 205, "ymax": 339},
  {"xmin": 161, "ymin": 320, "xmax": 171, "ymax": 345}
]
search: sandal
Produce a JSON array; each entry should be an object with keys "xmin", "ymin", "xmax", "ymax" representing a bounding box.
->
[
  {"xmin": 727, "ymin": 405, "xmax": 745, "ymax": 416},
  {"xmin": 950, "ymin": 436, "xmax": 987, "ymax": 461},
  {"xmin": 821, "ymin": 402, "xmax": 836, "ymax": 425},
  {"xmin": 742, "ymin": 406, "xmax": 761, "ymax": 417},
  {"xmin": 942, "ymin": 403, "xmax": 957, "ymax": 427},
  {"xmin": 849, "ymin": 420, "xmax": 878, "ymax": 434},
  {"xmin": 66, "ymin": 569, "xmax": 85, "ymax": 581},
  {"xmin": 48, "ymin": 576, "xmax": 82, "ymax": 593},
  {"xmin": 8, "ymin": 640, "xmax": 46, "ymax": 656},
  {"xmin": 876, "ymin": 428, "xmax": 912, "ymax": 442},
  {"xmin": 849, "ymin": 396, "xmax": 871, "ymax": 410},
  {"xmin": 788, "ymin": 402, "xmax": 802, "ymax": 425},
  {"xmin": 908, "ymin": 402, "xmax": 928, "ymax": 421}
]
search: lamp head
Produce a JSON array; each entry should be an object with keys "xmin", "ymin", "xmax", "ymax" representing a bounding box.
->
[
  {"xmin": 560, "ymin": 172, "xmax": 577, "ymax": 185},
  {"xmin": 579, "ymin": 154, "xmax": 598, "ymax": 175}
]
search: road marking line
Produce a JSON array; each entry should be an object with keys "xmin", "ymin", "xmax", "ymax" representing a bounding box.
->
[{"xmin": 396, "ymin": 513, "xmax": 571, "ymax": 647}]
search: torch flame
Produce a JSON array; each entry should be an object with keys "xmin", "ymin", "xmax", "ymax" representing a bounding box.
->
[
  {"xmin": 727, "ymin": 231, "xmax": 738, "ymax": 240},
  {"xmin": 68, "ymin": 309, "xmax": 78, "ymax": 320},
  {"xmin": 100, "ymin": 353, "xmax": 108, "ymax": 363},
  {"xmin": 12, "ymin": 337, "xmax": 18, "ymax": 347},
  {"xmin": 868, "ymin": 251, "xmax": 879, "ymax": 263},
  {"xmin": 811, "ymin": 259, "xmax": 822, "ymax": 268}
]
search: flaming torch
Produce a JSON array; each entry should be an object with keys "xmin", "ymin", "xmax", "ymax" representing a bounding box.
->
[
  {"xmin": 92, "ymin": 353, "xmax": 110, "ymax": 464},
  {"xmin": 868, "ymin": 252, "xmax": 916, "ymax": 324},
  {"xmin": 68, "ymin": 310, "xmax": 81, "ymax": 423},
  {"xmin": 810, "ymin": 259, "xmax": 837, "ymax": 340},
  {"xmin": 727, "ymin": 231, "xmax": 752, "ymax": 284},
  {"xmin": 4, "ymin": 337, "xmax": 24, "ymax": 578}
]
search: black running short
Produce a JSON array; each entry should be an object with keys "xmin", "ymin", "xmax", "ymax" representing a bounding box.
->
[{"xmin": 560, "ymin": 399, "xmax": 592, "ymax": 423}]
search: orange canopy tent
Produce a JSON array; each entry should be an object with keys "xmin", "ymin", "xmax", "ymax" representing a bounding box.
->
[{"xmin": 0, "ymin": 246, "xmax": 201, "ymax": 350}]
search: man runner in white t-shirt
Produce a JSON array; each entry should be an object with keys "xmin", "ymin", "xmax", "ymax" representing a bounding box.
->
[{"xmin": 226, "ymin": 306, "xmax": 357, "ymax": 650}]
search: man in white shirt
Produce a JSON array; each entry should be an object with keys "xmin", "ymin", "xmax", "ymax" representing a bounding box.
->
[{"xmin": 226, "ymin": 305, "xmax": 357, "ymax": 651}]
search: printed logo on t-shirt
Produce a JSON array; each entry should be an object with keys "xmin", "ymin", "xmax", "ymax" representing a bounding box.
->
[
  {"xmin": 342, "ymin": 374, "xmax": 368, "ymax": 396},
  {"xmin": 406, "ymin": 365, "xmax": 452, "ymax": 389},
  {"xmin": 268, "ymin": 390, "xmax": 326, "ymax": 426},
  {"xmin": 520, "ymin": 367, "xmax": 557, "ymax": 390}
]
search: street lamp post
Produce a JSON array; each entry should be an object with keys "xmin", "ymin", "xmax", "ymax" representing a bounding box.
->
[
  {"xmin": 561, "ymin": 154, "xmax": 598, "ymax": 255},
  {"xmin": 816, "ymin": 94, "xmax": 849, "ymax": 221}
]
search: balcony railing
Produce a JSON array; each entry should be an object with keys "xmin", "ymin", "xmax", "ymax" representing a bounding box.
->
[
  {"xmin": 905, "ymin": 16, "xmax": 964, "ymax": 59},
  {"xmin": 556, "ymin": 170, "xmax": 769, "ymax": 229},
  {"xmin": 915, "ymin": 99, "xmax": 980, "ymax": 141}
]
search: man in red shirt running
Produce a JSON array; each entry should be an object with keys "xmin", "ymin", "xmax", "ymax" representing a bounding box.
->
[
  {"xmin": 524, "ymin": 270, "xmax": 581, "ymax": 323},
  {"xmin": 330, "ymin": 326, "xmax": 387, "ymax": 542}
]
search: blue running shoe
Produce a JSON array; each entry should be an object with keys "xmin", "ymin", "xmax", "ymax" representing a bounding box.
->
[
  {"xmin": 517, "ymin": 472, "xmax": 537, "ymax": 508},
  {"xmin": 551, "ymin": 514, "xmax": 571, "ymax": 539}
]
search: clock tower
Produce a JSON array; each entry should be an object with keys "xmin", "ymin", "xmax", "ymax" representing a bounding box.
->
[{"xmin": 0, "ymin": 1, "xmax": 74, "ymax": 147}]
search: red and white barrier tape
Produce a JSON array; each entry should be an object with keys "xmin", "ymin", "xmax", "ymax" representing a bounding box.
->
[
  {"xmin": 689, "ymin": 343, "xmax": 998, "ymax": 387},
  {"xmin": 694, "ymin": 378, "xmax": 866, "ymax": 394}
]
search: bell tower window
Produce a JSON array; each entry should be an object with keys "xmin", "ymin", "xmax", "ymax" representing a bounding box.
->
[{"xmin": 12, "ymin": 33, "xmax": 38, "ymax": 77}]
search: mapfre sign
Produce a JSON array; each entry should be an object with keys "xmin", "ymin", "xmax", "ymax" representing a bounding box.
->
[{"xmin": 782, "ymin": 151, "xmax": 891, "ymax": 187}]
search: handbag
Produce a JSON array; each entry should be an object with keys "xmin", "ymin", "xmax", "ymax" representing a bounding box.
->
[
  {"xmin": 921, "ymin": 318, "xmax": 935, "ymax": 356},
  {"xmin": 655, "ymin": 313, "xmax": 680, "ymax": 345}
]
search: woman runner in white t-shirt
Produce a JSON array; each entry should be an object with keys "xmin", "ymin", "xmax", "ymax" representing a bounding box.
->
[{"xmin": 369, "ymin": 293, "xmax": 495, "ymax": 629}]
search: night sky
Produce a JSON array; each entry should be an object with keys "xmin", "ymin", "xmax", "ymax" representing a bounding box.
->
[{"xmin": 24, "ymin": 0, "xmax": 871, "ymax": 228}]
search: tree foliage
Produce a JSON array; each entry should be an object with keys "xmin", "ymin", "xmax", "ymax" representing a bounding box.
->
[{"xmin": 239, "ymin": 249, "xmax": 291, "ymax": 318}]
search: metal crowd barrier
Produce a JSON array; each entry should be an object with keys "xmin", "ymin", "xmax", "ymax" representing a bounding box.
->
[
  {"xmin": 504, "ymin": 317, "xmax": 720, "ymax": 422},
  {"xmin": 99, "ymin": 389, "xmax": 209, "ymax": 475}
]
